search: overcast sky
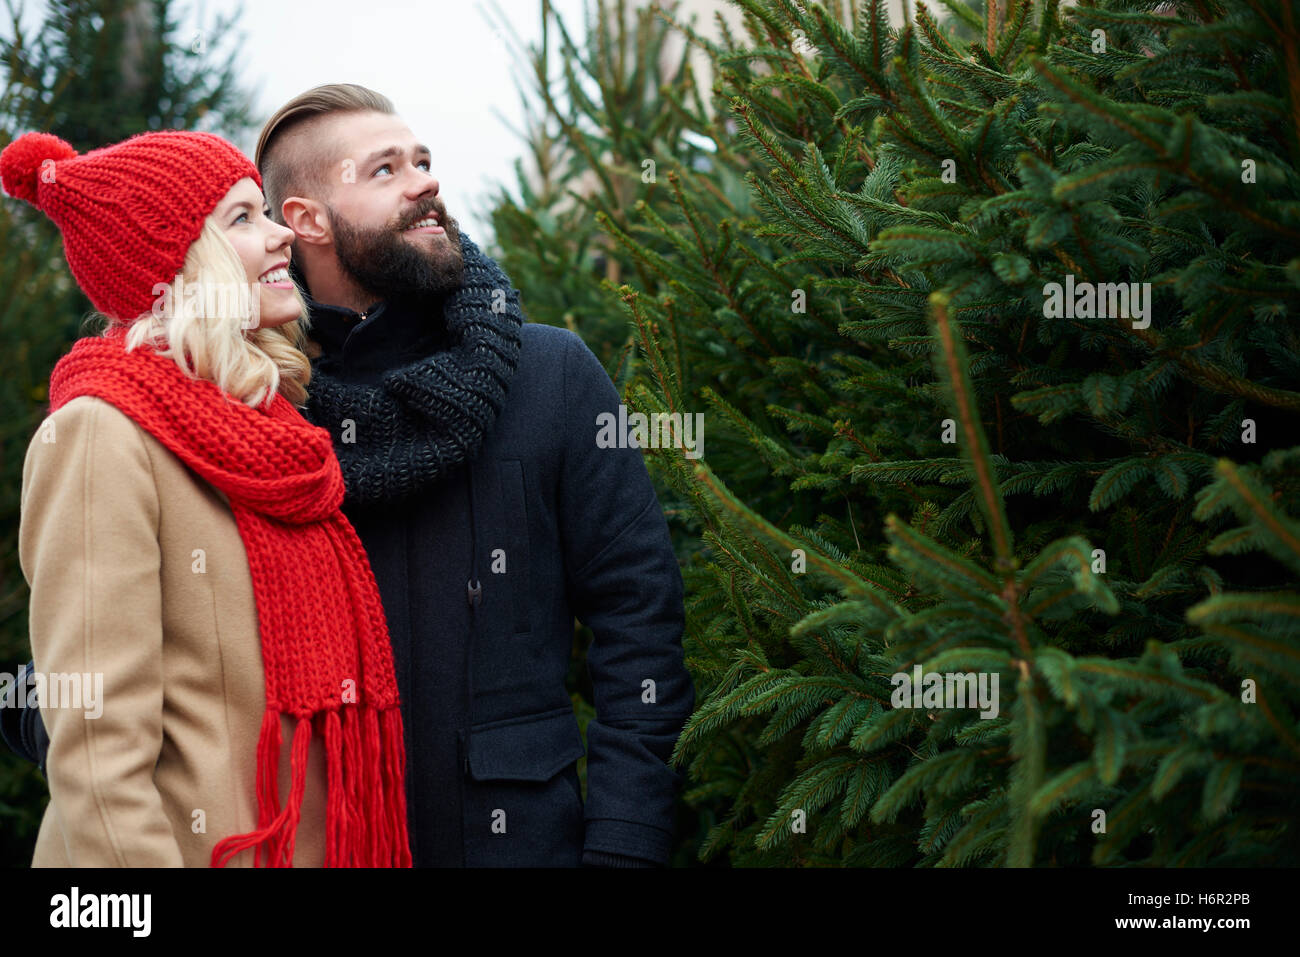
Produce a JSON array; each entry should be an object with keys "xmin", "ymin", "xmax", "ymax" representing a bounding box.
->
[{"xmin": 10, "ymin": 0, "xmax": 595, "ymax": 248}]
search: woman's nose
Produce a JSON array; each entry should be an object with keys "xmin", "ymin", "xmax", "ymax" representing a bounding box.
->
[{"xmin": 268, "ymin": 221, "xmax": 295, "ymax": 249}]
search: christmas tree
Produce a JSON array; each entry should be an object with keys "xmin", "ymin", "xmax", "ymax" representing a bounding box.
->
[{"xmin": 491, "ymin": 0, "xmax": 1300, "ymax": 866}]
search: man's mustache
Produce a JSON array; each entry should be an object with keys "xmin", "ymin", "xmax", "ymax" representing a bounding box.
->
[{"xmin": 396, "ymin": 201, "xmax": 451, "ymax": 231}]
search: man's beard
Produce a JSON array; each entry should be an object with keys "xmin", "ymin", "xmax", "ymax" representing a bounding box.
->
[{"xmin": 328, "ymin": 202, "xmax": 465, "ymax": 302}]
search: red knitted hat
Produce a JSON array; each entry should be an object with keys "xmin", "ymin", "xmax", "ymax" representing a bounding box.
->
[{"xmin": 0, "ymin": 129, "xmax": 261, "ymax": 322}]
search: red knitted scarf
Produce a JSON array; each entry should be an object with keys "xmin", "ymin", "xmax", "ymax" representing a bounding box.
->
[{"xmin": 47, "ymin": 330, "xmax": 412, "ymax": 868}]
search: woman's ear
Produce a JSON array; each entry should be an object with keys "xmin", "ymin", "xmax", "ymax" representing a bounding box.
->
[{"xmin": 281, "ymin": 196, "xmax": 329, "ymax": 245}]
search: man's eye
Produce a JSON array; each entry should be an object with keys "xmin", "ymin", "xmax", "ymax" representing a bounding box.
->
[
  {"xmin": 417, "ymin": 160, "xmax": 431, "ymax": 171},
  {"xmin": 373, "ymin": 164, "xmax": 392, "ymax": 176}
]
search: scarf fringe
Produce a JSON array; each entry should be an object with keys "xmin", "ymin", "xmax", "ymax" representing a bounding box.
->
[
  {"xmin": 253, "ymin": 708, "xmax": 280, "ymax": 868},
  {"xmin": 343, "ymin": 704, "xmax": 366, "ymax": 865},
  {"xmin": 211, "ymin": 709, "xmax": 301, "ymax": 868},
  {"xmin": 382, "ymin": 708, "xmax": 412, "ymax": 867},
  {"xmin": 212, "ymin": 705, "xmax": 411, "ymax": 868},
  {"xmin": 324, "ymin": 709, "xmax": 344, "ymax": 868},
  {"xmin": 276, "ymin": 716, "xmax": 312, "ymax": 866},
  {"xmin": 362, "ymin": 708, "xmax": 386, "ymax": 864}
]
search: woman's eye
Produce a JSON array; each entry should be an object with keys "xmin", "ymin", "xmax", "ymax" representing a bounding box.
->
[
  {"xmin": 233, "ymin": 211, "xmax": 249, "ymax": 224},
  {"xmin": 417, "ymin": 160, "xmax": 431, "ymax": 171}
]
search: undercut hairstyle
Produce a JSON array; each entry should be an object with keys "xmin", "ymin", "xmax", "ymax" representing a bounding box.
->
[{"xmin": 255, "ymin": 83, "xmax": 396, "ymax": 225}]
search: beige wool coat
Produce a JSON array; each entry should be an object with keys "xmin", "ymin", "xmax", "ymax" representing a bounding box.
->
[{"xmin": 19, "ymin": 394, "xmax": 329, "ymax": 867}]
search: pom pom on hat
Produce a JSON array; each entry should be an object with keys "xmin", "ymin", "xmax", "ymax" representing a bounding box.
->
[{"xmin": 0, "ymin": 132, "xmax": 78, "ymax": 206}]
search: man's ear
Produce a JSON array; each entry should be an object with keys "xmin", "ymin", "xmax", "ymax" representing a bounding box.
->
[{"xmin": 281, "ymin": 196, "xmax": 330, "ymax": 246}]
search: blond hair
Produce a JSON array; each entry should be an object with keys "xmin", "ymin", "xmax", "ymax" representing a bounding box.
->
[
  {"xmin": 95, "ymin": 216, "xmax": 313, "ymax": 409},
  {"xmin": 256, "ymin": 83, "xmax": 396, "ymax": 226}
]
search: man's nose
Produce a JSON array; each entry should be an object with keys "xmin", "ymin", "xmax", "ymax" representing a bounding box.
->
[{"xmin": 405, "ymin": 169, "xmax": 438, "ymax": 201}]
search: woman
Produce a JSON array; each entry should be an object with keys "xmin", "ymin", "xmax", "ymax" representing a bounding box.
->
[{"xmin": 0, "ymin": 129, "xmax": 411, "ymax": 867}]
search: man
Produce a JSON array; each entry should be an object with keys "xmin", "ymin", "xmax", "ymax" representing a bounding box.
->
[{"xmin": 4, "ymin": 84, "xmax": 695, "ymax": 868}]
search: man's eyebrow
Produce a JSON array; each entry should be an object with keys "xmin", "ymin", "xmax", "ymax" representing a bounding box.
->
[
  {"xmin": 362, "ymin": 144, "xmax": 432, "ymax": 166},
  {"xmin": 361, "ymin": 145, "xmax": 402, "ymax": 167}
]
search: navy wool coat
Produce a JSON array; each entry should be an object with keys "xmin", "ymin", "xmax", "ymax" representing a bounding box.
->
[{"xmin": 312, "ymin": 298, "xmax": 696, "ymax": 867}]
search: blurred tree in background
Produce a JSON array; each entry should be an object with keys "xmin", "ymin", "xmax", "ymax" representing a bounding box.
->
[
  {"xmin": 489, "ymin": 0, "xmax": 1300, "ymax": 866},
  {"xmin": 0, "ymin": 0, "xmax": 254, "ymax": 865}
]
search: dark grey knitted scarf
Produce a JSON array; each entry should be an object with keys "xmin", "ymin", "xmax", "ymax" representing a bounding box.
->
[{"xmin": 304, "ymin": 234, "xmax": 524, "ymax": 506}]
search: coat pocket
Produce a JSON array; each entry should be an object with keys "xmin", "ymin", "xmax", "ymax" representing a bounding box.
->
[
  {"xmin": 498, "ymin": 460, "xmax": 533, "ymax": 636},
  {"xmin": 462, "ymin": 708, "xmax": 586, "ymax": 867}
]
